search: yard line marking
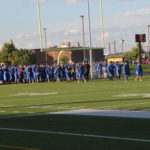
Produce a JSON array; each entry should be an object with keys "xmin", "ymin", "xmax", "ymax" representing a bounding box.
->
[
  {"xmin": 114, "ymin": 93, "xmax": 150, "ymax": 98},
  {"xmin": 0, "ymin": 144, "xmax": 40, "ymax": 150},
  {"xmin": 12, "ymin": 92, "xmax": 58, "ymax": 96},
  {"xmin": 0, "ymin": 111, "xmax": 5, "ymax": 113},
  {"xmin": 0, "ymin": 128, "xmax": 150, "ymax": 143}
]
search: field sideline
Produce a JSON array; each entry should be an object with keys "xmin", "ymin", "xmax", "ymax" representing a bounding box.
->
[{"xmin": 0, "ymin": 76, "xmax": 150, "ymax": 149}]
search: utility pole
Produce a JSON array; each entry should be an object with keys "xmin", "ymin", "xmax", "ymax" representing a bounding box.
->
[
  {"xmin": 43, "ymin": 28, "xmax": 48, "ymax": 65},
  {"xmin": 43, "ymin": 28, "xmax": 47, "ymax": 49},
  {"xmin": 80, "ymin": 15, "xmax": 86, "ymax": 61},
  {"xmin": 139, "ymin": 41, "xmax": 142, "ymax": 63},
  {"xmin": 108, "ymin": 43, "xmax": 111, "ymax": 55},
  {"xmin": 121, "ymin": 39, "xmax": 124, "ymax": 53},
  {"xmin": 113, "ymin": 41, "xmax": 116, "ymax": 54},
  {"xmin": 87, "ymin": 0, "xmax": 93, "ymax": 79},
  {"xmin": 100, "ymin": 0, "xmax": 105, "ymax": 48},
  {"xmin": 37, "ymin": 0, "xmax": 43, "ymax": 52}
]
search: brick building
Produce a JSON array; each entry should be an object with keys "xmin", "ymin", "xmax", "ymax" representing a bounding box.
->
[{"xmin": 32, "ymin": 47, "xmax": 104, "ymax": 64}]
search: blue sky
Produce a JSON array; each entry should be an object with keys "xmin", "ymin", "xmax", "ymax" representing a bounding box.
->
[{"xmin": 0, "ymin": 0, "xmax": 150, "ymax": 54}]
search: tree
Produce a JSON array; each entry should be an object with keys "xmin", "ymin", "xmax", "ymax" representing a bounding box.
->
[
  {"xmin": 0, "ymin": 40, "xmax": 17, "ymax": 65},
  {"xmin": 61, "ymin": 55, "xmax": 69, "ymax": 64},
  {"xmin": 11, "ymin": 49, "xmax": 36, "ymax": 65},
  {"xmin": 0, "ymin": 41, "xmax": 36, "ymax": 65},
  {"xmin": 124, "ymin": 44, "xmax": 145, "ymax": 61}
]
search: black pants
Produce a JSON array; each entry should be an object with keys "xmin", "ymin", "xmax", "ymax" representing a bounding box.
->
[{"xmin": 84, "ymin": 73, "xmax": 89, "ymax": 81}]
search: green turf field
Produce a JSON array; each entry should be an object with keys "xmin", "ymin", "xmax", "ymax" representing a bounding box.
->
[{"xmin": 0, "ymin": 77, "xmax": 150, "ymax": 150}]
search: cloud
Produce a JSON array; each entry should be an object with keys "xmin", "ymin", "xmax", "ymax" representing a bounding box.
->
[
  {"xmin": 16, "ymin": 32, "xmax": 39, "ymax": 40},
  {"xmin": 104, "ymin": 32, "xmax": 110, "ymax": 40},
  {"xmin": 123, "ymin": 8, "xmax": 150, "ymax": 17},
  {"xmin": 66, "ymin": 0, "xmax": 86, "ymax": 4},
  {"xmin": 39, "ymin": 0, "xmax": 137, "ymax": 4},
  {"xmin": 39, "ymin": 0, "xmax": 53, "ymax": 2},
  {"xmin": 26, "ymin": 43, "xmax": 36, "ymax": 49},
  {"xmin": 64, "ymin": 29, "xmax": 79, "ymax": 35}
]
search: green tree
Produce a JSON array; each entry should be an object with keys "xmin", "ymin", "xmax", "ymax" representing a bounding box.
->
[
  {"xmin": 0, "ymin": 40, "xmax": 17, "ymax": 65},
  {"xmin": 61, "ymin": 55, "xmax": 69, "ymax": 64},
  {"xmin": 12, "ymin": 49, "xmax": 36, "ymax": 65},
  {"xmin": 124, "ymin": 44, "xmax": 145, "ymax": 61},
  {"xmin": 0, "ymin": 41, "xmax": 36, "ymax": 65}
]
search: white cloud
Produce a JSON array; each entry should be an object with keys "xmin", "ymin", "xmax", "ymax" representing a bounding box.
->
[
  {"xmin": 123, "ymin": 8, "xmax": 150, "ymax": 17},
  {"xmin": 64, "ymin": 29, "xmax": 79, "ymax": 35},
  {"xmin": 66, "ymin": 0, "xmax": 86, "ymax": 4},
  {"xmin": 38, "ymin": 0, "xmax": 137, "ymax": 4},
  {"xmin": 104, "ymin": 32, "xmax": 110, "ymax": 40},
  {"xmin": 47, "ymin": 42, "xmax": 53, "ymax": 47},
  {"xmin": 16, "ymin": 32, "xmax": 39, "ymax": 40},
  {"xmin": 26, "ymin": 43, "xmax": 36, "ymax": 49},
  {"xmin": 39, "ymin": 0, "xmax": 52, "ymax": 2}
]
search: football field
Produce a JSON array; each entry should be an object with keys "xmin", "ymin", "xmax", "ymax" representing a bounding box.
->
[{"xmin": 0, "ymin": 77, "xmax": 150, "ymax": 150}]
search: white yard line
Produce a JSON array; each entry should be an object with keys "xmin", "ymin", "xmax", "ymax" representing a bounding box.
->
[
  {"xmin": 0, "ymin": 128, "xmax": 149, "ymax": 143},
  {"xmin": 114, "ymin": 93, "xmax": 150, "ymax": 98},
  {"xmin": 13, "ymin": 92, "xmax": 58, "ymax": 96}
]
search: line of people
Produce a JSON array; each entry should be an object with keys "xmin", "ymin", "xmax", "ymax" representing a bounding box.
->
[
  {"xmin": 0, "ymin": 61, "xmax": 90, "ymax": 84},
  {"xmin": 0, "ymin": 60, "xmax": 144, "ymax": 85},
  {"xmin": 105, "ymin": 61, "xmax": 143, "ymax": 82}
]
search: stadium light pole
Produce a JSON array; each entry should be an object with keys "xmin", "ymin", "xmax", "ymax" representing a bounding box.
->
[
  {"xmin": 100, "ymin": 0, "xmax": 105, "ymax": 48},
  {"xmin": 43, "ymin": 28, "xmax": 48, "ymax": 65},
  {"xmin": 37, "ymin": 0, "xmax": 43, "ymax": 52},
  {"xmin": 80, "ymin": 15, "xmax": 86, "ymax": 61},
  {"xmin": 87, "ymin": 0, "xmax": 93, "ymax": 79}
]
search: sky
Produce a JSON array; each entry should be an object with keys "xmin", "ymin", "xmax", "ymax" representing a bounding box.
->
[{"xmin": 0, "ymin": 0, "xmax": 150, "ymax": 54}]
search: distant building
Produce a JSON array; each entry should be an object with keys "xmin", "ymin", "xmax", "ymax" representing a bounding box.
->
[
  {"xmin": 32, "ymin": 47, "xmax": 104, "ymax": 65},
  {"xmin": 106, "ymin": 54, "xmax": 124, "ymax": 64},
  {"xmin": 60, "ymin": 41, "xmax": 80, "ymax": 48},
  {"xmin": 31, "ymin": 41, "xmax": 104, "ymax": 64}
]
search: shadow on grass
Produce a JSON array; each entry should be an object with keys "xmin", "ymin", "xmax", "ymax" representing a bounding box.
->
[{"xmin": 0, "ymin": 97, "xmax": 150, "ymax": 109}]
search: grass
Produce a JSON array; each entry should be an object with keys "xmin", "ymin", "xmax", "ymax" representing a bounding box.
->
[
  {"xmin": 0, "ymin": 76, "xmax": 150, "ymax": 149},
  {"xmin": 0, "ymin": 76, "xmax": 150, "ymax": 115},
  {"xmin": 0, "ymin": 115, "xmax": 150, "ymax": 150}
]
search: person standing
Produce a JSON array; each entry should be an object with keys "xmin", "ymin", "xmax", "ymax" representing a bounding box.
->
[
  {"xmin": 77, "ymin": 64, "xmax": 84, "ymax": 84},
  {"xmin": 107, "ymin": 61, "xmax": 115, "ymax": 80},
  {"xmin": 0, "ymin": 66, "xmax": 4, "ymax": 84},
  {"xmin": 54, "ymin": 65, "xmax": 60, "ymax": 83},
  {"xmin": 115, "ymin": 62, "xmax": 122, "ymax": 80},
  {"xmin": 123, "ymin": 61, "xmax": 130, "ymax": 82},
  {"xmin": 83, "ymin": 61, "xmax": 90, "ymax": 83},
  {"xmin": 135, "ymin": 61, "xmax": 143, "ymax": 81}
]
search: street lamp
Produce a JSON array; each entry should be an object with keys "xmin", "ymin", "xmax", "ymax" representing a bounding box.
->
[
  {"xmin": 80, "ymin": 15, "xmax": 86, "ymax": 61},
  {"xmin": 87, "ymin": 0, "xmax": 93, "ymax": 79},
  {"xmin": 43, "ymin": 28, "xmax": 48, "ymax": 65},
  {"xmin": 37, "ymin": 0, "xmax": 43, "ymax": 52}
]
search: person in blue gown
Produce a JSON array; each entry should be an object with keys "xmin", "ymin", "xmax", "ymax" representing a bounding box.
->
[
  {"xmin": 0, "ymin": 66, "xmax": 4, "ymax": 84},
  {"xmin": 107, "ymin": 61, "xmax": 115, "ymax": 80},
  {"xmin": 115, "ymin": 62, "xmax": 122, "ymax": 80},
  {"xmin": 135, "ymin": 61, "xmax": 143, "ymax": 81},
  {"xmin": 123, "ymin": 61, "xmax": 130, "ymax": 82}
]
